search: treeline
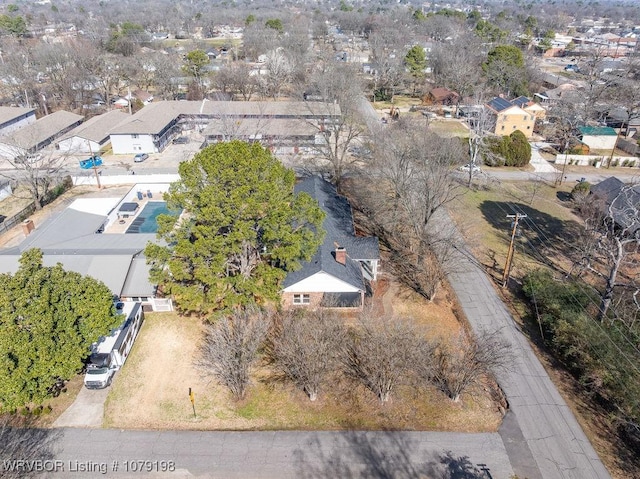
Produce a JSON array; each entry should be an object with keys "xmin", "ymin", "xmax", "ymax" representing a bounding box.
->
[
  {"xmin": 198, "ymin": 307, "xmax": 510, "ymax": 405},
  {"xmin": 522, "ymin": 269, "xmax": 640, "ymax": 452}
]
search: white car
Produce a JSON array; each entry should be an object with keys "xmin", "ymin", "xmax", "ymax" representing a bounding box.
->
[
  {"xmin": 459, "ymin": 163, "xmax": 481, "ymax": 173},
  {"xmin": 133, "ymin": 153, "xmax": 149, "ymax": 163}
]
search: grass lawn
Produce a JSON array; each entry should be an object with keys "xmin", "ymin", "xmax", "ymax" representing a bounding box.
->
[
  {"xmin": 449, "ymin": 180, "xmax": 581, "ymax": 284},
  {"xmin": 427, "ymin": 120, "xmax": 469, "ymax": 138},
  {"xmin": 104, "ymin": 283, "xmax": 502, "ymax": 432}
]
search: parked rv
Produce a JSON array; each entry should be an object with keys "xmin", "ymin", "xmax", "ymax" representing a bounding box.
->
[{"xmin": 83, "ymin": 302, "xmax": 144, "ymax": 389}]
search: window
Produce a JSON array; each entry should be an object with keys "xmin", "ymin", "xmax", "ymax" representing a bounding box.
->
[
  {"xmin": 526, "ymin": 126, "xmax": 530, "ymax": 129},
  {"xmin": 293, "ymin": 294, "xmax": 310, "ymax": 305},
  {"xmin": 132, "ymin": 134, "xmax": 139, "ymax": 139},
  {"xmin": 501, "ymin": 125, "xmax": 505, "ymax": 131},
  {"xmin": 141, "ymin": 297, "xmax": 149, "ymax": 302}
]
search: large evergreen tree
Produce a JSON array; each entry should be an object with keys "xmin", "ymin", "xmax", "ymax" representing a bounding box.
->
[
  {"xmin": 0, "ymin": 249, "xmax": 118, "ymax": 410},
  {"xmin": 145, "ymin": 141, "xmax": 325, "ymax": 316}
]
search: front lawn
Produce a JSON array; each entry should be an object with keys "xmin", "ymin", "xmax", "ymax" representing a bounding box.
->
[{"xmin": 104, "ymin": 282, "xmax": 503, "ymax": 432}]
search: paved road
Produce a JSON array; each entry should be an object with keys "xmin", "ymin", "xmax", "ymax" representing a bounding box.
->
[
  {"xmin": 37, "ymin": 429, "xmax": 514, "ymax": 478},
  {"xmin": 443, "ymin": 210, "xmax": 611, "ymax": 479}
]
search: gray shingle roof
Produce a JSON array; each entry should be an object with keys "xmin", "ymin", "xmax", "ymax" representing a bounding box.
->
[
  {"xmin": 591, "ymin": 177, "xmax": 640, "ymax": 232},
  {"xmin": 110, "ymin": 101, "xmax": 341, "ymax": 135},
  {"xmin": 202, "ymin": 117, "xmax": 317, "ymax": 138},
  {"xmin": 0, "ymin": 199, "xmax": 157, "ymax": 296},
  {"xmin": 0, "ymin": 110, "xmax": 83, "ymax": 149},
  {"xmin": 0, "ymin": 107, "xmax": 35, "ymax": 128},
  {"xmin": 282, "ymin": 176, "xmax": 379, "ymax": 290},
  {"xmin": 58, "ymin": 110, "xmax": 130, "ymax": 143}
]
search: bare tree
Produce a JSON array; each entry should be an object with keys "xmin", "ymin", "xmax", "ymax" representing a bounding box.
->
[
  {"xmin": 574, "ymin": 183, "xmax": 640, "ymax": 323},
  {"xmin": 260, "ymin": 49, "xmax": 294, "ymax": 99},
  {"xmin": 465, "ymin": 93, "xmax": 496, "ymax": 187},
  {"xmin": 430, "ymin": 34, "xmax": 485, "ymax": 99},
  {"xmin": 304, "ymin": 59, "xmax": 366, "ymax": 189},
  {"xmin": 214, "ymin": 61, "xmax": 259, "ymax": 101},
  {"xmin": 431, "ymin": 329, "xmax": 511, "ymax": 402},
  {"xmin": 198, "ymin": 307, "xmax": 269, "ymax": 401},
  {"xmin": 0, "ymin": 416, "xmax": 60, "ymax": 479},
  {"xmin": 269, "ymin": 309, "xmax": 345, "ymax": 401},
  {"xmin": 343, "ymin": 313, "xmax": 423, "ymax": 404},
  {"xmin": 355, "ymin": 120, "xmax": 465, "ymax": 300},
  {"xmin": 0, "ymin": 140, "xmax": 70, "ymax": 211}
]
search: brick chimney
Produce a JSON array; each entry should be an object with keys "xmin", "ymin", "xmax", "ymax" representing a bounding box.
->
[{"xmin": 335, "ymin": 246, "xmax": 346, "ymax": 265}]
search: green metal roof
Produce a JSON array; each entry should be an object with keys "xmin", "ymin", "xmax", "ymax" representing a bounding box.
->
[{"xmin": 578, "ymin": 126, "xmax": 617, "ymax": 136}]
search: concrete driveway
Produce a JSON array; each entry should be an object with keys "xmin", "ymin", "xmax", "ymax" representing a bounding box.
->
[{"xmin": 53, "ymin": 386, "xmax": 109, "ymax": 428}]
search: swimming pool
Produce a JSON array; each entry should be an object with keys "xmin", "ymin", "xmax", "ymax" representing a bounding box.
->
[{"xmin": 126, "ymin": 201, "xmax": 181, "ymax": 234}]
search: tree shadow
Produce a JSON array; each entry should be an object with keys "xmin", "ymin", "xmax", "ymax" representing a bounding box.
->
[
  {"xmin": 479, "ymin": 200, "xmax": 582, "ymax": 268},
  {"xmin": 294, "ymin": 431, "xmax": 493, "ymax": 479},
  {"xmin": 0, "ymin": 416, "xmax": 62, "ymax": 479}
]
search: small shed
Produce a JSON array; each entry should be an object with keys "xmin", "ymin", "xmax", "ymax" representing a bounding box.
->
[{"xmin": 579, "ymin": 126, "xmax": 618, "ymax": 150}]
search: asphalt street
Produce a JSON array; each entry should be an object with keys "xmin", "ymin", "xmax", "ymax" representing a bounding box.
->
[
  {"xmin": 443, "ymin": 209, "xmax": 611, "ymax": 479},
  {"xmin": 40, "ymin": 429, "xmax": 513, "ymax": 478}
]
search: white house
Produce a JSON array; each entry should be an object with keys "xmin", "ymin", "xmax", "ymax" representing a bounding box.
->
[
  {"xmin": 109, "ymin": 100, "xmax": 342, "ymax": 155},
  {"xmin": 57, "ymin": 110, "xmax": 130, "ymax": 154},
  {"xmin": 579, "ymin": 126, "xmax": 618, "ymax": 150},
  {"xmin": 0, "ymin": 111, "xmax": 83, "ymax": 160},
  {"xmin": 0, "ymin": 107, "xmax": 36, "ymax": 137}
]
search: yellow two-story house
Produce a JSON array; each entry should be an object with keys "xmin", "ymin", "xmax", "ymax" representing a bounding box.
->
[{"xmin": 485, "ymin": 97, "xmax": 538, "ymax": 138}]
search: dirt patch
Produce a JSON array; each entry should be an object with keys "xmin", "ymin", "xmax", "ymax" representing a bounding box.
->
[{"xmin": 104, "ymin": 283, "xmax": 502, "ymax": 432}]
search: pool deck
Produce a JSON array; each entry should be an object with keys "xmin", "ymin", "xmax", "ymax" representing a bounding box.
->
[{"xmin": 104, "ymin": 191, "xmax": 164, "ymax": 234}]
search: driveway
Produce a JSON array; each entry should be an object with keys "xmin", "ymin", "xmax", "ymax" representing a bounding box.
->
[
  {"xmin": 529, "ymin": 142, "xmax": 560, "ymax": 174},
  {"xmin": 53, "ymin": 387, "xmax": 109, "ymax": 428}
]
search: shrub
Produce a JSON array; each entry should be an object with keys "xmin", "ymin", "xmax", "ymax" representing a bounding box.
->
[
  {"xmin": 487, "ymin": 131, "xmax": 531, "ymax": 167},
  {"xmin": 571, "ymin": 180, "xmax": 591, "ymax": 201}
]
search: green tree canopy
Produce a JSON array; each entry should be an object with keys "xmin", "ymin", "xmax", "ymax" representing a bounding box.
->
[
  {"xmin": 182, "ymin": 49, "xmax": 210, "ymax": 84},
  {"xmin": 265, "ymin": 18, "xmax": 283, "ymax": 33},
  {"xmin": 483, "ymin": 45, "xmax": 528, "ymax": 97},
  {"xmin": 405, "ymin": 45, "xmax": 427, "ymax": 79},
  {"xmin": 0, "ymin": 14, "xmax": 26, "ymax": 37},
  {"xmin": 474, "ymin": 19, "xmax": 506, "ymax": 43},
  {"xmin": 145, "ymin": 141, "xmax": 325, "ymax": 316},
  {"xmin": 0, "ymin": 249, "xmax": 119, "ymax": 411}
]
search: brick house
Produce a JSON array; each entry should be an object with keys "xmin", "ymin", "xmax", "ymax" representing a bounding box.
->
[{"xmin": 281, "ymin": 176, "xmax": 379, "ymax": 309}]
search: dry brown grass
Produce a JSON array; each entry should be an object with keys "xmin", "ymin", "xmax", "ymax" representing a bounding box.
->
[{"xmin": 103, "ymin": 282, "xmax": 502, "ymax": 432}]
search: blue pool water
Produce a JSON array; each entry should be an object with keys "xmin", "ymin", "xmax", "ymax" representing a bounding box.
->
[{"xmin": 126, "ymin": 202, "xmax": 181, "ymax": 234}]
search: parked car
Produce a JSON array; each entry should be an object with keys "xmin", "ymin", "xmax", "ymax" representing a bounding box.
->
[
  {"xmin": 79, "ymin": 155, "xmax": 103, "ymax": 169},
  {"xmin": 459, "ymin": 163, "xmax": 481, "ymax": 173},
  {"xmin": 172, "ymin": 136, "xmax": 189, "ymax": 144},
  {"xmin": 133, "ymin": 153, "xmax": 149, "ymax": 163},
  {"xmin": 564, "ymin": 64, "xmax": 580, "ymax": 72}
]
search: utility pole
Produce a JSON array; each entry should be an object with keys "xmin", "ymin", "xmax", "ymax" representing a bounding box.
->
[
  {"xmin": 88, "ymin": 140, "xmax": 101, "ymax": 189},
  {"xmin": 502, "ymin": 213, "xmax": 526, "ymax": 288}
]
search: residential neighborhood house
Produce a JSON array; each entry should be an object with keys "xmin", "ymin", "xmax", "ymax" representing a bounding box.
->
[
  {"xmin": 57, "ymin": 110, "xmax": 130, "ymax": 154},
  {"xmin": 485, "ymin": 97, "xmax": 537, "ymax": 138},
  {"xmin": 281, "ymin": 176, "xmax": 379, "ymax": 309},
  {"xmin": 0, "ymin": 110, "xmax": 83, "ymax": 161},
  {"xmin": 0, "ymin": 184, "xmax": 175, "ymax": 312}
]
